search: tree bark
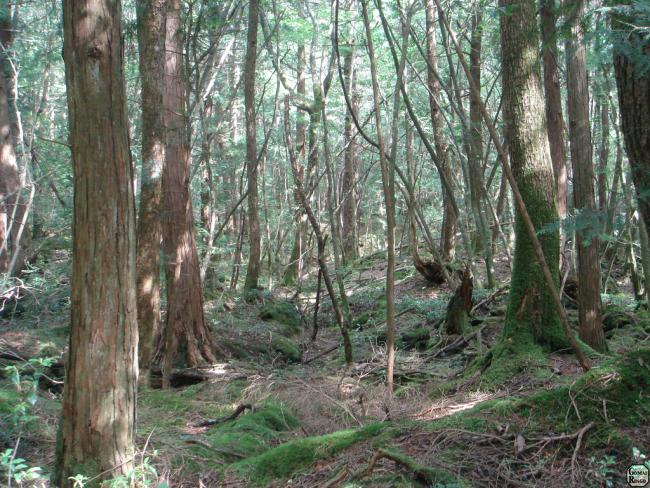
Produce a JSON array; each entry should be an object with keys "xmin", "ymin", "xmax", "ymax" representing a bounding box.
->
[
  {"xmin": 363, "ymin": 0, "xmax": 396, "ymax": 398},
  {"xmin": 468, "ymin": 11, "xmax": 495, "ymax": 288},
  {"xmin": 160, "ymin": 0, "xmax": 220, "ymax": 386},
  {"xmin": 540, "ymin": 0, "xmax": 568, "ymax": 220},
  {"xmin": 341, "ymin": 43, "xmax": 360, "ymax": 262},
  {"xmin": 135, "ymin": 0, "xmax": 166, "ymax": 381},
  {"xmin": 611, "ymin": 4, "xmax": 650, "ymax": 236},
  {"xmin": 424, "ymin": 0, "xmax": 456, "ymax": 262},
  {"xmin": 565, "ymin": 0, "xmax": 605, "ymax": 351},
  {"xmin": 243, "ymin": 0, "xmax": 261, "ymax": 291},
  {"xmin": 0, "ymin": 4, "xmax": 21, "ymax": 274},
  {"xmin": 56, "ymin": 0, "xmax": 137, "ymax": 483},
  {"xmin": 499, "ymin": 0, "xmax": 567, "ymax": 350}
]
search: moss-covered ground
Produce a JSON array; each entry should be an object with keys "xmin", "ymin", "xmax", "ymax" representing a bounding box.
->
[{"xmin": 1, "ymin": 253, "xmax": 649, "ymax": 487}]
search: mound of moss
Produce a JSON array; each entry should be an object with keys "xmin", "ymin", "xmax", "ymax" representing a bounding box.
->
[
  {"xmin": 192, "ymin": 404, "xmax": 300, "ymax": 462},
  {"xmin": 259, "ymin": 301, "xmax": 301, "ymax": 335},
  {"xmin": 232, "ymin": 422, "xmax": 386, "ymax": 484}
]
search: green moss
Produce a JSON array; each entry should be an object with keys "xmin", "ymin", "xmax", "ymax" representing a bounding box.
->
[
  {"xmin": 0, "ymin": 387, "xmax": 19, "ymax": 414},
  {"xmin": 233, "ymin": 422, "xmax": 385, "ymax": 484},
  {"xmin": 515, "ymin": 348, "xmax": 650, "ymax": 429},
  {"xmin": 270, "ymin": 334, "xmax": 301, "ymax": 362},
  {"xmin": 398, "ymin": 327, "xmax": 431, "ymax": 351},
  {"xmin": 473, "ymin": 339, "xmax": 548, "ymax": 385},
  {"xmin": 259, "ymin": 301, "xmax": 301, "ymax": 335},
  {"xmin": 196, "ymin": 404, "xmax": 300, "ymax": 461}
]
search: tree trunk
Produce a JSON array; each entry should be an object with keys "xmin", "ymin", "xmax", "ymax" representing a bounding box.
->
[
  {"xmin": 0, "ymin": 5, "xmax": 21, "ymax": 274},
  {"xmin": 363, "ymin": 0, "xmax": 396, "ymax": 398},
  {"xmin": 341, "ymin": 43, "xmax": 360, "ymax": 262},
  {"xmin": 468, "ymin": 11, "xmax": 495, "ymax": 288},
  {"xmin": 424, "ymin": 0, "xmax": 456, "ymax": 262},
  {"xmin": 597, "ymin": 93, "xmax": 609, "ymax": 212},
  {"xmin": 540, "ymin": 0, "xmax": 568, "ymax": 220},
  {"xmin": 243, "ymin": 0, "xmax": 261, "ymax": 291},
  {"xmin": 565, "ymin": 0, "xmax": 605, "ymax": 351},
  {"xmin": 283, "ymin": 43, "xmax": 306, "ymax": 286},
  {"xmin": 611, "ymin": 4, "xmax": 650, "ymax": 235},
  {"xmin": 160, "ymin": 0, "xmax": 220, "ymax": 386},
  {"xmin": 135, "ymin": 0, "xmax": 165, "ymax": 381},
  {"xmin": 56, "ymin": 0, "xmax": 137, "ymax": 483},
  {"xmin": 499, "ymin": 0, "xmax": 566, "ymax": 350}
]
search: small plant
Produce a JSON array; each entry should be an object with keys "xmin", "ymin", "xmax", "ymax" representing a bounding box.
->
[
  {"xmin": 589, "ymin": 454, "xmax": 617, "ymax": 488},
  {"xmin": 0, "ymin": 447, "xmax": 45, "ymax": 486}
]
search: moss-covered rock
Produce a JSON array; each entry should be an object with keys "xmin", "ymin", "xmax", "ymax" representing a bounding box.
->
[
  {"xmin": 270, "ymin": 334, "xmax": 301, "ymax": 363},
  {"xmin": 259, "ymin": 301, "xmax": 301, "ymax": 336}
]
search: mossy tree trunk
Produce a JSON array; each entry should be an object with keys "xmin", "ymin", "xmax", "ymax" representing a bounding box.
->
[
  {"xmin": 499, "ymin": 0, "xmax": 567, "ymax": 350},
  {"xmin": 56, "ymin": 0, "xmax": 137, "ymax": 483}
]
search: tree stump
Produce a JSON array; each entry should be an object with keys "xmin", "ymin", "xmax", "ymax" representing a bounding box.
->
[{"xmin": 444, "ymin": 266, "xmax": 473, "ymax": 335}]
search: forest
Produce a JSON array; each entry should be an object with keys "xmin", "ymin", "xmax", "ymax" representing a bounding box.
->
[{"xmin": 0, "ymin": 0, "xmax": 649, "ymax": 486}]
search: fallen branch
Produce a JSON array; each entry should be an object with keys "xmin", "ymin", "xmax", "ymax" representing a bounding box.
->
[
  {"xmin": 192, "ymin": 403, "xmax": 253, "ymax": 428},
  {"xmin": 303, "ymin": 343, "xmax": 339, "ymax": 364},
  {"xmin": 430, "ymin": 325, "xmax": 488, "ymax": 358},
  {"xmin": 471, "ymin": 285, "xmax": 508, "ymax": 314},
  {"xmin": 364, "ymin": 448, "xmax": 444, "ymax": 485}
]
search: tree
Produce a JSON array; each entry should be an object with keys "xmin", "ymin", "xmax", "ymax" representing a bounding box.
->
[
  {"xmin": 55, "ymin": 0, "xmax": 137, "ymax": 483},
  {"xmin": 160, "ymin": 0, "xmax": 220, "ymax": 385},
  {"xmin": 341, "ymin": 42, "xmax": 360, "ymax": 262},
  {"xmin": 0, "ymin": 3, "xmax": 22, "ymax": 274},
  {"xmin": 540, "ymin": 0, "xmax": 568, "ymax": 220},
  {"xmin": 498, "ymin": 0, "xmax": 566, "ymax": 352},
  {"xmin": 363, "ymin": 0, "xmax": 396, "ymax": 397},
  {"xmin": 424, "ymin": 0, "xmax": 456, "ymax": 262},
  {"xmin": 565, "ymin": 0, "xmax": 605, "ymax": 351},
  {"xmin": 135, "ymin": 0, "xmax": 166, "ymax": 382},
  {"xmin": 611, "ymin": 3, "xmax": 650, "ymax": 234},
  {"xmin": 243, "ymin": 0, "xmax": 261, "ymax": 291}
]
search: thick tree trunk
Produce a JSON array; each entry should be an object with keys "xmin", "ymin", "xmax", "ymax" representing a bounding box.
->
[
  {"xmin": 499, "ymin": 0, "xmax": 567, "ymax": 350},
  {"xmin": 160, "ymin": 0, "xmax": 219, "ymax": 386},
  {"xmin": 565, "ymin": 0, "xmax": 605, "ymax": 351},
  {"xmin": 243, "ymin": 0, "xmax": 261, "ymax": 291},
  {"xmin": 540, "ymin": 0, "xmax": 568, "ymax": 220},
  {"xmin": 611, "ymin": 5, "xmax": 650, "ymax": 235},
  {"xmin": 424, "ymin": 0, "xmax": 456, "ymax": 262},
  {"xmin": 56, "ymin": 0, "xmax": 137, "ymax": 483},
  {"xmin": 135, "ymin": 0, "xmax": 165, "ymax": 381}
]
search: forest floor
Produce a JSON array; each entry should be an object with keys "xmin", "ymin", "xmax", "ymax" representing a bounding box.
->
[{"xmin": 1, "ymin": 250, "xmax": 649, "ymax": 487}]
